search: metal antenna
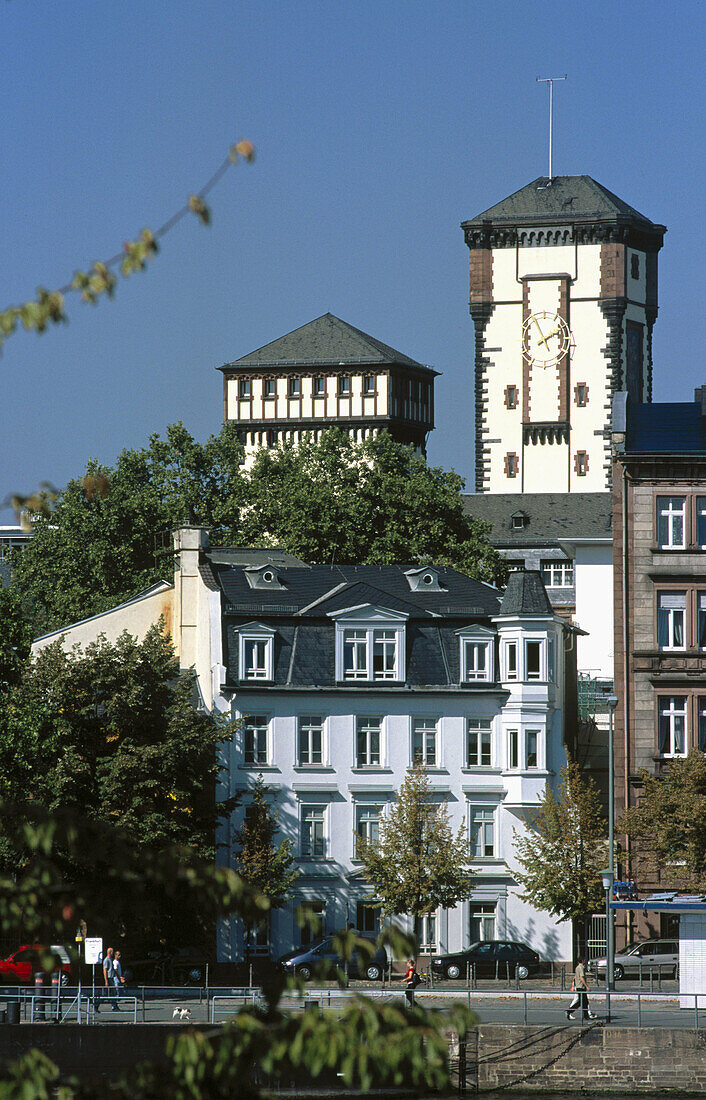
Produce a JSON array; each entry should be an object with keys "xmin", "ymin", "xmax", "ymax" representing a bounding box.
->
[{"xmin": 536, "ymin": 75, "xmax": 567, "ymax": 181}]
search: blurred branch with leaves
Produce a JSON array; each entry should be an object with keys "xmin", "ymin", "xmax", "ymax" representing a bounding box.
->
[{"xmin": 0, "ymin": 140, "xmax": 254, "ymax": 355}]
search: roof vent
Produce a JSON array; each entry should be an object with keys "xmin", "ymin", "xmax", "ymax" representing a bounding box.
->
[
  {"xmin": 404, "ymin": 567, "xmax": 444, "ymax": 592},
  {"xmin": 244, "ymin": 564, "xmax": 286, "ymax": 590}
]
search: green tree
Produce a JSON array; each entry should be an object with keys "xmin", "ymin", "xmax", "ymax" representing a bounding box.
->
[
  {"xmin": 621, "ymin": 750, "xmax": 706, "ymax": 891},
  {"xmin": 0, "ymin": 625, "xmax": 236, "ymax": 945},
  {"xmin": 233, "ymin": 774, "xmax": 298, "ymax": 957},
  {"xmin": 11, "ymin": 421, "xmax": 245, "ymax": 635},
  {"xmin": 357, "ymin": 765, "xmax": 474, "ymax": 934},
  {"xmin": 0, "ymin": 806, "xmax": 474, "ymax": 1099},
  {"xmin": 0, "ymin": 586, "xmax": 34, "ymax": 689},
  {"xmin": 513, "ymin": 760, "xmax": 606, "ymax": 941},
  {"xmin": 240, "ymin": 428, "xmax": 506, "ymax": 583}
]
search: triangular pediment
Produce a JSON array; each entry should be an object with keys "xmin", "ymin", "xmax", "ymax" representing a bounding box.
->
[{"xmin": 327, "ymin": 603, "xmax": 409, "ymax": 624}]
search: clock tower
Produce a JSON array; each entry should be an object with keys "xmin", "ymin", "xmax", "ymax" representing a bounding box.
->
[{"xmin": 462, "ymin": 176, "xmax": 666, "ymax": 493}]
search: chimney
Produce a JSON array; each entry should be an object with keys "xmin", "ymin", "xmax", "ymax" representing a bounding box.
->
[{"xmin": 172, "ymin": 527, "xmax": 209, "ymax": 665}]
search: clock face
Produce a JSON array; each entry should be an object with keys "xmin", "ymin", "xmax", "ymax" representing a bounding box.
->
[{"xmin": 522, "ymin": 311, "xmax": 572, "ymax": 367}]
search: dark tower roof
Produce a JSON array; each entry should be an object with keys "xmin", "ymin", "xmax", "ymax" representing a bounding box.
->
[
  {"xmin": 462, "ymin": 176, "xmax": 665, "ymax": 232},
  {"xmin": 499, "ymin": 570, "xmax": 553, "ymax": 617},
  {"xmin": 218, "ymin": 313, "xmax": 438, "ymax": 374}
]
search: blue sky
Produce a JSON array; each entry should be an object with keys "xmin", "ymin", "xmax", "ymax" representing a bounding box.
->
[{"xmin": 2, "ymin": 0, "xmax": 704, "ymax": 513}]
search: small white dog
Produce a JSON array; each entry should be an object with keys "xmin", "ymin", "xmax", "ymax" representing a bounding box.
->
[{"xmin": 172, "ymin": 1007, "xmax": 191, "ymax": 1020}]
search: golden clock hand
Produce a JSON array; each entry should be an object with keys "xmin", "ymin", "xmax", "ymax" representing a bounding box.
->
[
  {"xmin": 532, "ymin": 316, "xmax": 547, "ymax": 346},
  {"xmin": 538, "ymin": 326, "xmax": 561, "ymax": 348}
]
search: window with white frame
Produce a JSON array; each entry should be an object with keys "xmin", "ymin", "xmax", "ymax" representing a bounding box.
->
[
  {"xmin": 657, "ymin": 496, "xmax": 686, "ymax": 549},
  {"xmin": 373, "ymin": 630, "xmax": 398, "ymax": 679},
  {"xmin": 697, "ymin": 498, "xmax": 706, "ymax": 548},
  {"xmin": 658, "ymin": 696, "xmax": 687, "ymax": 757},
  {"xmin": 699, "ymin": 594, "xmax": 706, "ymax": 649},
  {"xmin": 525, "ymin": 640, "xmax": 542, "ymax": 680},
  {"xmin": 540, "ymin": 559, "xmax": 574, "ymax": 587},
  {"xmin": 356, "ymin": 716, "xmax": 382, "ymax": 767},
  {"xmin": 547, "ymin": 637, "xmax": 556, "ymax": 682},
  {"xmin": 343, "ymin": 629, "xmax": 369, "ymax": 679},
  {"xmin": 508, "ymin": 729, "xmax": 519, "ymax": 769},
  {"xmin": 337, "ymin": 617, "xmax": 405, "ymax": 682},
  {"xmin": 657, "ymin": 592, "xmax": 686, "ymax": 649},
  {"xmin": 467, "ymin": 719, "xmax": 492, "ymax": 767},
  {"xmin": 526, "ymin": 729, "xmax": 539, "ymax": 768},
  {"xmin": 469, "ymin": 903, "xmax": 496, "ymax": 942},
  {"xmin": 355, "ymin": 804, "xmax": 381, "ymax": 857},
  {"xmin": 460, "ymin": 633, "xmax": 493, "ymax": 682},
  {"xmin": 698, "ymin": 698, "xmax": 706, "ymax": 752},
  {"xmin": 504, "ymin": 640, "xmax": 518, "ymax": 680},
  {"xmin": 239, "ymin": 625, "xmax": 274, "ymax": 681},
  {"xmin": 298, "ymin": 715, "xmax": 324, "ymax": 766},
  {"xmin": 243, "ymin": 715, "xmax": 268, "ymax": 765},
  {"xmin": 469, "ymin": 805, "xmax": 495, "ymax": 858},
  {"xmin": 415, "ymin": 912, "xmax": 437, "ymax": 951},
  {"xmin": 301, "ymin": 804, "xmax": 326, "ymax": 858},
  {"xmin": 412, "ymin": 717, "xmax": 437, "ymax": 766}
]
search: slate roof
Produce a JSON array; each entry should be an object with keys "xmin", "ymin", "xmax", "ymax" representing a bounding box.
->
[
  {"xmin": 626, "ymin": 402, "xmax": 706, "ymax": 454},
  {"xmin": 462, "ymin": 176, "xmax": 663, "ymax": 229},
  {"xmin": 218, "ymin": 313, "xmax": 438, "ymax": 374},
  {"xmin": 500, "ymin": 571, "xmax": 553, "ymax": 616},
  {"xmin": 205, "ymin": 559, "xmax": 508, "ymax": 690},
  {"xmin": 462, "ymin": 493, "xmax": 612, "ymax": 547}
]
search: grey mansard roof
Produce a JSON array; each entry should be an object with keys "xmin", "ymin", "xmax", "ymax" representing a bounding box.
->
[
  {"xmin": 205, "ymin": 560, "xmax": 509, "ymax": 690},
  {"xmin": 462, "ymin": 176, "xmax": 663, "ymax": 230},
  {"xmin": 462, "ymin": 493, "xmax": 612, "ymax": 548},
  {"xmin": 218, "ymin": 313, "xmax": 438, "ymax": 374}
]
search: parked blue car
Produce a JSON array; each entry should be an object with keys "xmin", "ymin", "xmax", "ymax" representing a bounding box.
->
[{"xmin": 278, "ymin": 937, "xmax": 387, "ymax": 982}]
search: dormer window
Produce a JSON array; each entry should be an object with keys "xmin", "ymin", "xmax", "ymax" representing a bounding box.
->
[
  {"xmin": 404, "ymin": 567, "xmax": 443, "ymax": 592},
  {"xmin": 244, "ymin": 565, "xmax": 286, "ymax": 590},
  {"xmin": 511, "ymin": 513, "xmax": 528, "ymax": 530},
  {"xmin": 330, "ymin": 605, "xmax": 407, "ymax": 683},
  {"xmin": 238, "ymin": 623, "xmax": 275, "ymax": 681},
  {"xmin": 457, "ymin": 626, "xmax": 495, "ymax": 683}
]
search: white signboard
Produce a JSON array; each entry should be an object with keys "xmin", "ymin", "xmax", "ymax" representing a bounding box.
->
[{"xmin": 84, "ymin": 937, "xmax": 103, "ymax": 966}]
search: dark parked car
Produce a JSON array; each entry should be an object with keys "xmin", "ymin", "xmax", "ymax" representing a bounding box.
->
[
  {"xmin": 278, "ymin": 937, "xmax": 387, "ymax": 982},
  {"xmin": 430, "ymin": 940, "xmax": 540, "ymax": 981}
]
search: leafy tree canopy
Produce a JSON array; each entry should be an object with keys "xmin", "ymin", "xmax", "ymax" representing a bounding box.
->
[
  {"xmin": 513, "ymin": 760, "xmax": 606, "ymax": 924},
  {"xmin": 233, "ymin": 773, "xmax": 298, "ymax": 924},
  {"xmin": 11, "ymin": 421, "xmax": 245, "ymax": 635},
  {"xmin": 621, "ymin": 750, "xmax": 706, "ymax": 891},
  {"xmin": 241, "ymin": 428, "xmax": 505, "ymax": 582},
  {"xmin": 358, "ymin": 764, "xmax": 474, "ymax": 923},
  {"xmin": 11, "ymin": 426, "xmax": 505, "ymax": 637},
  {"xmin": 0, "ymin": 625, "xmax": 235, "ymax": 946}
]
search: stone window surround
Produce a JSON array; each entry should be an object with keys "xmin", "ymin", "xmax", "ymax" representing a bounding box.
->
[
  {"xmin": 654, "ymin": 585, "xmax": 706, "ymax": 651},
  {"xmin": 654, "ymin": 492, "xmax": 706, "ymax": 550}
]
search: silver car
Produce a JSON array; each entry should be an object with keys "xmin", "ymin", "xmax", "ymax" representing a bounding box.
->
[{"xmin": 589, "ymin": 938, "xmax": 678, "ymax": 981}]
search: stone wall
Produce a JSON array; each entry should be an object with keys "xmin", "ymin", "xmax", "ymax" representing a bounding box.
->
[{"xmin": 458, "ymin": 1023, "xmax": 706, "ymax": 1093}]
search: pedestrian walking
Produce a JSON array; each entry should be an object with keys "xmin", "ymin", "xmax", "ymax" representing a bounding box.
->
[
  {"xmin": 98, "ymin": 946, "xmax": 120, "ymax": 1012},
  {"xmin": 113, "ymin": 950, "xmax": 126, "ymax": 1000},
  {"xmin": 566, "ymin": 954, "xmax": 596, "ymax": 1022},
  {"xmin": 404, "ymin": 958, "xmax": 420, "ymax": 1008}
]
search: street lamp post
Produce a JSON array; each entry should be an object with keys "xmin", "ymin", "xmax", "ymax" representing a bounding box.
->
[
  {"xmin": 606, "ymin": 694, "xmax": 618, "ymax": 995},
  {"xmin": 600, "ymin": 867, "xmax": 613, "ymax": 1021}
]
